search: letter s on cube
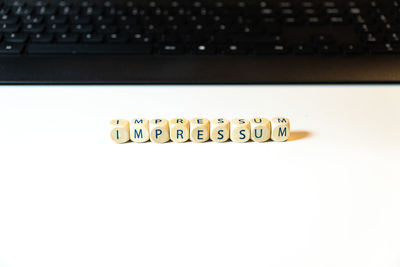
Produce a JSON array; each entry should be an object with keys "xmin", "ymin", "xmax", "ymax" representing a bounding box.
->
[
  {"xmin": 170, "ymin": 118, "xmax": 189, "ymax": 143},
  {"xmin": 130, "ymin": 118, "xmax": 150, "ymax": 143},
  {"xmin": 210, "ymin": 118, "xmax": 230, "ymax": 142},
  {"xmin": 190, "ymin": 118, "xmax": 210, "ymax": 143},
  {"xmin": 149, "ymin": 119, "xmax": 170, "ymax": 143},
  {"xmin": 231, "ymin": 118, "xmax": 251, "ymax": 143},
  {"xmin": 250, "ymin": 118, "xmax": 271, "ymax": 142},
  {"xmin": 110, "ymin": 119, "xmax": 130, "ymax": 144},
  {"xmin": 271, "ymin": 117, "xmax": 290, "ymax": 142}
]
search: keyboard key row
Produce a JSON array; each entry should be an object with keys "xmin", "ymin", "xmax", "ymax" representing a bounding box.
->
[
  {"xmin": 0, "ymin": 42, "xmax": 397, "ymax": 55},
  {"xmin": 2, "ymin": 3, "xmax": 400, "ymax": 20},
  {"xmin": 2, "ymin": 30, "xmax": 400, "ymax": 48}
]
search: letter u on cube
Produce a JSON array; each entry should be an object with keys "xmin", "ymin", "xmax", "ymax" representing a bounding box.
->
[{"xmin": 250, "ymin": 118, "xmax": 271, "ymax": 142}]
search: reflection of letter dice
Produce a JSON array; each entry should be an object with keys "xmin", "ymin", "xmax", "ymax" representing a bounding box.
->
[
  {"xmin": 130, "ymin": 118, "xmax": 150, "ymax": 143},
  {"xmin": 231, "ymin": 118, "xmax": 251, "ymax": 143},
  {"xmin": 250, "ymin": 118, "xmax": 271, "ymax": 142},
  {"xmin": 190, "ymin": 118, "xmax": 210, "ymax": 143},
  {"xmin": 210, "ymin": 118, "xmax": 230, "ymax": 142},
  {"xmin": 150, "ymin": 119, "xmax": 170, "ymax": 143},
  {"xmin": 271, "ymin": 117, "xmax": 290, "ymax": 142},
  {"xmin": 170, "ymin": 118, "xmax": 189, "ymax": 143},
  {"xmin": 110, "ymin": 119, "xmax": 130, "ymax": 144}
]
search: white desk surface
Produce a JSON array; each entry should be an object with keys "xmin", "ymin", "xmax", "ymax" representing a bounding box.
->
[{"xmin": 0, "ymin": 86, "xmax": 399, "ymax": 267}]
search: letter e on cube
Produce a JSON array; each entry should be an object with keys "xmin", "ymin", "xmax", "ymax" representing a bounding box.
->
[{"xmin": 190, "ymin": 118, "xmax": 210, "ymax": 143}]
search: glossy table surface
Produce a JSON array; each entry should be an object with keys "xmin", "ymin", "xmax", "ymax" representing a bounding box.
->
[{"xmin": 0, "ymin": 85, "xmax": 399, "ymax": 267}]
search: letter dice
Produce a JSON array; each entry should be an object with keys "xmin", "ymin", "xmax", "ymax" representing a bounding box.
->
[
  {"xmin": 250, "ymin": 118, "xmax": 271, "ymax": 142},
  {"xmin": 170, "ymin": 118, "xmax": 190, "ymax": 143},
  {"xmin": 130, "ymin": 118, "xmax": 150, "ymax": 143},
  {"xmin": 271, "ymin": 117, "xmax": 290, "ymax": 142},
  {"xmin": 190, "ymin": 118, "xmax": 210, "ymax": 143},
  {"xmin": 210, "ymin": 118, "xmax": 230, "ymax": 142},
  {"xmin": 150, "ymin": 119, "xmax": 170, "ymax": 143},
  {"xmin": 231, "ymin": 118, "xmax": 251, "ymax": 143},
  {"xmin": 110, "ymin": 119, "xmax": 130, "ymax": 144}
]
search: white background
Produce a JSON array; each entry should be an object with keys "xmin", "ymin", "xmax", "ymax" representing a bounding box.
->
[{"xmin": 0, "ymin": 86, "xmax": 399, "ymax": 267}]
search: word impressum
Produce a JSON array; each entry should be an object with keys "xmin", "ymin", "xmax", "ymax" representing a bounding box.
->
[{"xmin": 110, "ymin": 117, "xmax": 290, "ymax": 144}]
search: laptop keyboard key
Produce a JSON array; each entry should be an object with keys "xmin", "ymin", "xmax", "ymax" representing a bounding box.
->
[
  {"xmin": 0, "ymin": 15, "xmax": 19, "ymax": 24},
  {"xmin": 190, "ymin": 44, "xmax": 217, "ymax": 54},
  {"xmin": 369, "ymin": 43, "xmax": 396, "ymax": 54},
  {"xmin": 97, "ymin": 24, "xmax": 118, "ymax": 34},
  {"xmin": 0, "ymin": 43, "xmax": 24, "ymax": 54},
  {"xmin": 254, "ymin": 44, "xmax": 289, "ymax": 54},
  {"xmin": 342, "ymin": 44, "xmax": 364, "ymax": 54},
  {"xmin": 57, "ymin": 33, "xmax": 79, "ymax": 43},
  {"xmin": 0, "ymin": 24, "xmax": 20, "ymax": 33},
  {"xmin": 107, "ymin": 33, "xmax": 129, "ymax": 43},
  {"xmin": 5, "ymin": 33, "xmax": 29, "ymax": 43},
  {"xmin": 31, "ymin": 33, "xmax": 54, "ymax": 43},
  {"xmin": 221, "ymin": 44, "xmax": 249, "ymax": 54},
  {"xmin": 294, "ymin": 44, "xmax": 314, "ymax": 54},
  {"xmin": 71, "ymin": 15, "xmax": 92, "ymax": 24},
  {"xmin": 71, "ymin": 24, "xmax": 94, "ymax": 33},
  {"xmin": 159, "ymin": 44, "xmax": 185, "ymax": 54},
  {"xmin": 22, "ymin": 15, "xmax": 44, "ymax": 24},
  {"xmin": 318, "ymin": 44, "xmax": 339, "ymax": 54},
  {"xmin": 311, "ymin": 34, "xmax": 335, "ymax": 44},
  {"xmin": 48, "ymin": 23, "xmax": 69, "ymax": 33},
  {"xmin": 82, "ymin": 33, "xmax": 104, "ymax": 43},
  {"xmin": 47, "ymin": 15, "xmax": 68, "ymax": 24},
  {"xmin": 23, "ymin": 23, "xmax": 45, "ymax": 33}
]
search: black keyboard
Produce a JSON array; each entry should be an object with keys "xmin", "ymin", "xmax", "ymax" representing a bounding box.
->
[{"xmin": 1, "ymin": 0, "xmax": 400, "ymax": 56}]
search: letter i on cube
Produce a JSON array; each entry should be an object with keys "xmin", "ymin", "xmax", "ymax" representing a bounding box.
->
[
  {"xmin": 110, "ymin": 119, "xmax": 130, "ymax": 143},
  {"xmin": 130, "ymin": 118, "xmax": 150, "ymax": 143},
  {"xmin": 150, "ymin": 119, "xmax": 170, "ymax": 143},
  {"xmin": 210, "ymin": 118, "xmax": 230, "ymax": 142},
  {"xmin": 170, "ymin": 118, "xmax": 190, "ymax": 143},
  {"xmin": 250, "ymin": 118, "xmax": 271, "ymax": 142},
  {"xmin": 231, "ymin": 118, "xmax": 251, "ymax": 142},
  {"xmin": 190, "ymin": 118, "xmax": 210, "ymax": 143},
  {"xmin": 271, "ymin": 117, "xmax": 290, "ymax": 141}
]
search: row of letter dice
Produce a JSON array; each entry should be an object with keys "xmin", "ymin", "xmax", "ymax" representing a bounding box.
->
[{"xmin": 110, "ymin": 117, "xmax": 290, "ymax": 144}]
